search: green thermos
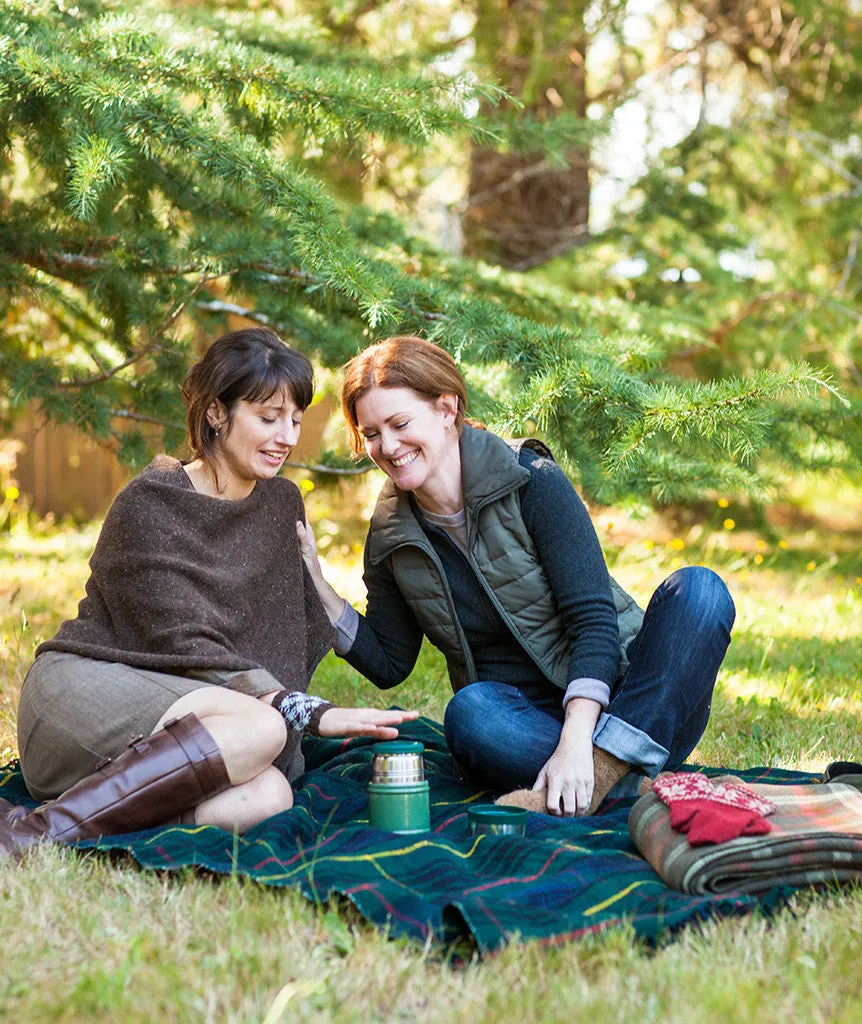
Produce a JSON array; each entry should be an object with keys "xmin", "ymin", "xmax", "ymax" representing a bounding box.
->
[{"xmin": 367, "ymin": 741, "xmax": 431, "ymax": 834}]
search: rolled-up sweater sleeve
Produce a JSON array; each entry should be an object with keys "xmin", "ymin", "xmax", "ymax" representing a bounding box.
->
[
  {"xmin": 341, "ymin": 547, "xmax": 425, "ymax": 689},
  {"xmin": 564, "ymin": 677, "xmax": 611, "ymax": 708},
  {"xmin": 519, "ymin": 450, "xmax": 620, "ymax": 696},
  {"xmin": 332, "ymin": 601, "xmax": 359, "ymax": 656}
]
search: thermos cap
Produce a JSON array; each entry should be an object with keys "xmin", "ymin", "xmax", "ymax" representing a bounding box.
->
[{"xmin": 371, "ymin": 741, "xmax": 425, "ymax": 755}]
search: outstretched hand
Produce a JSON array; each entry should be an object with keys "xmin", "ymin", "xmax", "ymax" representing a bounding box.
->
[{"xmin": 317, "ymin": 707, "xmax": 420, "ymax": 740}]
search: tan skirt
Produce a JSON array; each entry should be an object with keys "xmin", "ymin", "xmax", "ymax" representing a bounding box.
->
[{"xmin": 17, "ymin": 651, "xmax": 285, "ymax": 800}]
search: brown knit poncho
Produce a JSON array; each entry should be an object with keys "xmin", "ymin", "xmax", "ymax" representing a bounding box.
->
[{"xmin": 38, "ymin": 456, "xmax": 334, "ymax": 691}]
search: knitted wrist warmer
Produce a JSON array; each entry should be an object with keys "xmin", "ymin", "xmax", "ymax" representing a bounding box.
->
[{"xmin": 271, "ymin": 690, "xmax": 335, "ymax": 736}]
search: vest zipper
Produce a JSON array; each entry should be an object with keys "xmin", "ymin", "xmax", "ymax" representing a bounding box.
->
[
  {"xmin": 384, "ymin": 537, "xmax": 479, "ymax": 685},
  {"xmin": 464, "ymin": 495, "xmax": 563, "ymax": 688}
]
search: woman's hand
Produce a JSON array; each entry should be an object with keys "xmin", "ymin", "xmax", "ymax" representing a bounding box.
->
[
  {"xmin": 532, "ymin": 731, "xmax": 595, "ymax": 816},
  {"xmin": 296, "ymin": 517, "xmax": 325, "ymax": 579},
  {"xmin": 532, "ymin": 695, "xmax": 602, "ymax": 816},
  {"xmin": 296, "ymin": 518, "xmax": 347, "ymax": 625},
  {"xmin": 317, "ymin": 707, "xmax": 419, "ymax": 740}
]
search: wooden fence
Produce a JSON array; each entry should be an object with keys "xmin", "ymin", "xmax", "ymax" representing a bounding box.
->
[{"xmin": 4, "ymin": 396, "xmax": 336, "ymax": 520}]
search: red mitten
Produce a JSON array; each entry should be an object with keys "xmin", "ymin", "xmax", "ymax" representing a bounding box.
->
[
  {"xmin": 678, "ymin": 802, "xmax": 773, "ymax": 846},
  {"xmin": 654, "ymin": 773, "xmax": 776, "ymax": 847},
  {"xmin": 665, "ymin": 799, "xmax": 699, "ymax": 832}
]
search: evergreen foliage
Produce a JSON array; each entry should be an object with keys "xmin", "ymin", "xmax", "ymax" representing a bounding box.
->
[
  {"xmin": 0, "ymin": 0, "xmax": 856, "ymax": 506},
  {"xmin": 543, "ymin": 0, "xmax": 861, "ymax": 489}
]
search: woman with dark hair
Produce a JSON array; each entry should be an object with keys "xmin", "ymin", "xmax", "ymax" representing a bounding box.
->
[
  {"xmin": 2, "ymin": 328, "xmax": 415, "ymax": 859},
  {"xmin": 299, "ymin": 335, "xmax": 735, "ymax": 817}
]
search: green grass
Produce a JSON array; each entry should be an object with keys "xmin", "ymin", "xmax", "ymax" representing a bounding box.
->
[{"xmin": 0, "ymin": 498, "xmax": 860, "ymax": 1023}]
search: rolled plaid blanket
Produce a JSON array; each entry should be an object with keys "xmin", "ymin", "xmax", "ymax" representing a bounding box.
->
[{"xmin": 630, "ymin": 780, "xmax": 862, "ymax": 895}]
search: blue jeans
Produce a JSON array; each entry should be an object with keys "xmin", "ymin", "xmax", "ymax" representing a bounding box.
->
[{"xmin": 443, "ymin": 567, "xmax": 735, "ymax": 793}]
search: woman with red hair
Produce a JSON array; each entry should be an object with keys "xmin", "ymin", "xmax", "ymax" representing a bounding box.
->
[{"xmin": 300, "ymin": 335, "xmax": 734, "ymax": 817}]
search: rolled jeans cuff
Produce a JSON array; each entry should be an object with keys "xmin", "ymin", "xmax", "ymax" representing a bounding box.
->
[{"xmin": 593, "ymin": 712, "xmax": 669, "ymax": 776}]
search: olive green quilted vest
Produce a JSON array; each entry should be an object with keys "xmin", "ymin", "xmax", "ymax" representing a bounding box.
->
[{"xmin": 365, "ymin": 427, "xmax": 644, "ymax": 693}]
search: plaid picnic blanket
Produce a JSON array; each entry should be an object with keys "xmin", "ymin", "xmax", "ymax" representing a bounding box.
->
[
  {"xmin": 630, "ymin": 780, "xmax": 862, "ymax": 895},
  {"xmin": 0, "ymin": 716, "xmax": 823, "ymax": 953}
]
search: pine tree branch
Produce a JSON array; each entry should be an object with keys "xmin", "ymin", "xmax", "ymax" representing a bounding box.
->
[
  {"xmin": 507, "ymin": 226, "xmax": 590, "ymax": 271},
  {"xmin": 826, "ymin": 300, "xmax": 861, "ymax": 324},
  {"xmin": 587, "ymin": 44, "xmax": 696, "ymax": 106},
  {"xmin": 250, "ymin": 262, "xmax": 320, "ymax": 285},
  {"xmin": 13, "ymin": 250, "xmax": 319, "ymax": 285},
  {"xmin": 837, "ymin": 229, "xmax": 860, "ymax": 297},
  {"xmin": 31, "ymin": 251, "xmax": 110, "ymax": 273},
  {"xmin": 13, "ymin": 249, "xmax": 453, "ymax": 328},
  {"xmin": 73, "ymin": 9, "xmax": 496, "ymax": 147},
  {"xmin": 803, "ymin": 185, "xmax": 862, "ymax": 207},
  {"xmin": 455, "ymin": 159, "xmax": 553, "ymax": 211},
  {"xmin": 691, "ymin": 291, "xmax": 813, "ymax": 355},
  {"xmin": 283, "ymin": 460, "xmax": 374, "ymax": 476},
  {"xmin": 322, "ymin": 0, "xmax": 389, "ymax": 34},
  {"xmin": 694, "ymin": 44, "xmax": 708, "ymax": 134},
  {"xmin": 408, "ymin": 305, "xmax": 450, "ymax": 322},
  {"xmin": 196, "ymin": 294, "xmax": 452, "ymax": 329},
  {"xmin": 19, "ymin": 250, "xmax": 195, "ymax": 277},
  {"xmin": 672, "ymin": 289, "xmax": 861, "ymax": 365},
  {"xmin": 58, "ymin": 276, "xmax": 213, "ymax": 389},
  {"xmin": 194, "ymin": 300, "xmax": 279, "ymax": 330},
  {"xmin": 110, "ymin": 410, "xmax": 184, "ymax": 429},
  {"xmin": 761, "ymin": 115, "xmax": 862, "ymax": 189}
]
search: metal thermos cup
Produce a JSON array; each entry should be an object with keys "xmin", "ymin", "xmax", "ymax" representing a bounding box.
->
[{"xmin": 467, "ymin": 804, "xmax": 527, "ymax": 836}]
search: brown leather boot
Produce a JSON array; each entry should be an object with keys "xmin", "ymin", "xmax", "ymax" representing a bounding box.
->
[
  {"xmin": 0, "ymin": 798, "xmax": 28, "ymax": 822},
  {"xmin": 0, "ymin": 713, "xmax": 230, "ymax": 861}
]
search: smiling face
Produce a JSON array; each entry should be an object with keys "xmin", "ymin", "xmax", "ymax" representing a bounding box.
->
[
  {"xmin": 354, "ymin": 386, "xmax": 461, "ymax": 506},
  {"xmin": 206, "ymin": 387, "xmax": 303, "ymax": 499}
]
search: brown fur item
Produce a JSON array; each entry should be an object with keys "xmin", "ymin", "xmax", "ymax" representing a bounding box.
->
[
  {"xmin": 495, "ymin": 788, "xmax": 549, "ymax": 813},
  {"xmin": 495, "ymin": 760, "xmax": 656, "ymax": 816}
]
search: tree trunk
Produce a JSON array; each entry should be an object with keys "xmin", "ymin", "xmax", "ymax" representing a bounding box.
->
[{"xmin": 463, "ymin": 0, "xmax": 591, "ymax": 269}]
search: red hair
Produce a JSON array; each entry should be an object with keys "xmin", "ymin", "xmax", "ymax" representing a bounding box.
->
[{"xmin": 341, "ymin": 336, "xmax": 470, "ymax": 454}]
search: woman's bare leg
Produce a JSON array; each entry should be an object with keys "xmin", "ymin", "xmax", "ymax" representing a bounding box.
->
[
  {"xmin": 153, "ymin": 687, "xmax": 291, "ymax": 831},
  {"xmin": 183, "ymin": 766, "xmax": 293, "ymax": 833}
]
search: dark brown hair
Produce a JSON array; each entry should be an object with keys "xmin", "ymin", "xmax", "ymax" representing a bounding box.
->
[
  {"xmin": 341, "ymin": 336, "xmax": 469, "ymax": 454},
  {"xmin": 182, "ymin": 327, "xmax": 314, "ymax": 463}
]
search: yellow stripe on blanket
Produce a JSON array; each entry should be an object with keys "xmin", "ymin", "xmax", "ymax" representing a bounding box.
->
[{"xmin": 585, "ymin": 879, "xmax": 652, "ymax": 916}]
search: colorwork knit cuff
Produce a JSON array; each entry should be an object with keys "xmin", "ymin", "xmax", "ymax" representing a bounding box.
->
[{"xmin": 273, "ymin": 690, "xmax": 335, "ymax": 736}]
